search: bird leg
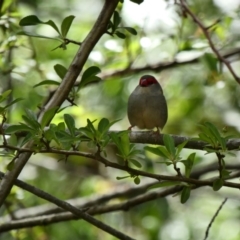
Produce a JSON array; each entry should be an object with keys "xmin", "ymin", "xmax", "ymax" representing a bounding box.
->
[{"xmin": 128, "ymin": 125, "xmax": 134, "ymax": 131}]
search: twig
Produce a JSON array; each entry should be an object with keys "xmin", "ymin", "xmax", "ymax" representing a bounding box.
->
[
  {"xmin": 203, "ymin": 198, "xmax": 228, "ymax": 240},
  {"xmin": 178, "ymin": 0, "xmax": 240, "ymax": 84}
]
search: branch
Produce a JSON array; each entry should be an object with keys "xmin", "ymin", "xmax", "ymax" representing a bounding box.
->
[
  {"xmin": 203, "ymin": 198, "xmax": 228, "ymax": 240},
  {"xmin": 178, "ymin": 0, "xmax": 240, "ymax": 84},
  {"xmin": 0, "ymin": 0, "xmax": 120, "ymax": 209},
  {"xmin": 0, "ymin": 171, "xmax": 134, "ymax": 240}
]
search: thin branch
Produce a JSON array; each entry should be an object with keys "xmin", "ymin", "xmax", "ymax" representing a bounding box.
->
[
  {"xmin": 178, "ymin": 0, "xmax": 240, "ymax": 84},
  {"xmin": 203, "ymin": 198, "xmax": 228, "ymax": 240},
  {"xmin": 0, "ymin": 172, "xmax": 134, "ymax": 240}
]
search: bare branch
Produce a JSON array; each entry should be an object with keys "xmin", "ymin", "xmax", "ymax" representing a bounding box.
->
[
  {"xmin": 178, "ymin": 0, "xmax": 240, "ymax": 84},
  {"xmin": 203, "ymin": 198, "xmax": 228, "ymax": 240}
]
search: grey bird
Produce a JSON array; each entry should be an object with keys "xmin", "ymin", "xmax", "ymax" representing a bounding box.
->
[{"xmin": 127, "ymin": 75, "xmax": 168, "ymax": 133}]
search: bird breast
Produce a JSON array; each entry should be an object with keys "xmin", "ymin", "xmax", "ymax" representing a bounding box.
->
[{"xmin": 127, "ymin": 84, "xmax": 168, "ymax": 129}]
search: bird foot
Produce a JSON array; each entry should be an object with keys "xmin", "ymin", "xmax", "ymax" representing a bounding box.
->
[{"xmin": 128, "ymin": 126, "xmax": 134, "ymax": 131}]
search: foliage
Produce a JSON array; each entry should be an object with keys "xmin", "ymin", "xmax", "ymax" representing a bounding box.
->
[{"xmin": 0, "ymin": 0, "xmax": 240, "ymax": 240}]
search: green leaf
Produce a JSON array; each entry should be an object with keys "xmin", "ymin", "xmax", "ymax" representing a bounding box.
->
[
  {"xmin": 5, "ymin": 124, "xmax": 33, "ymax": 134},
  {"xmin": 17, "ymin": 31, "xmax": 62, "ymax": 41},
  {"xmin": 64, "ymin": 114, "xmax": 75, "ymax": 136},
  {"xmin": 176, "ymin": 140, "xmax": 188, "ymax": 158},
  {"xmin": 145, "ymin": 146, "xmax": 170, "ymax": 159},
  {"xmin": 98, "ymin": 118, "xmax": 110, "ymax": 134},
  {"xmin": 130, "ymin": 0, "xmax": 144, "ymax": 4},
  {"xmin": 0, "ymin": 90, "xmax": 12, "ymax": 103},
  {"xmin": 182, "ymin": 152, "xmax": 196, "ymax": 177},
  {"xmin": 181, "ymin": 186, "xmax": 191, "ymax": 204},
  {"xmin": 202, "ymin": 53, "xmax": 218, "ymax": 72},
  {"xmin": 213, "ymin": 178, "xmax": 223, "ymax": 191},
  {"xmin": 61, "ymin": 15, "xmax": 75, "ymax": 38},
  {"xmin": 163, "ymin": 134, "xmax": 176, "ymax": 157},
  {"xmin": 129, "ymin": 159, "xmax": 142, "ymax": 168},
  {"xmin": 33, "ymin": 80, "xmax": 60, "ymax": 88},
  {"xmin": 113, "ymin": 11, "xmax": 121, "ymax": 30},
  {"xmin": 19, "ymin": 15, "xmax": 60, "ymax": 35},
  {"xmin": 78, "ymin": 66, "xmax": 101, "ymax": 90},
  {"xmin": 134, "ymin": 176, "xmax": 140, "ymax": 185},
  {"xmin": 120, "ymin": 27, "xmax": 137, "ymax": 35},
  {"xmin": 54, "ymin": 64, "xmax": 67, "ymax": 79},
  {"xmin": 40, "ymin": 107, "xmax": 58, "ymax": 128},
  {"xmin": 115, "ymin": 31, "xmax": 126, "ymax": 39},
  {"xmin": 116, "ymin": 176, "xmax": 130, "ymax": 180},
  {"xmin": 22, "ymin": 109, "xmax": 41, "ymax": 129}
]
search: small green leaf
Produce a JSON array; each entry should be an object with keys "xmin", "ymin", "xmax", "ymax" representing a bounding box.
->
[
  {"xmin": 5, "ymin": 124, "xmax": 33, "ymax": 134},
  {"xmin": 64, "ymin": 114, "xmax": 75, "ymax": 136},
  {"xmin": 213, "ymin": 178, "xmax": 223, "ymax": 191},
  {"xmin": 40, "ymin": 107, "xmax": 58, "ymax": 128},
  {"xmin": 17, "ymin": 30, "xmax": 62, "ymax": 41},
  {"xmin": 130, "ymin": 0, "xmax": 144, "ymax": 4},
  {"xmin": 19, "ymin": 15, "xmax": 44, "ymax": 26},
  {"xmin": 113, "ymin": 11, "xmax": 121, "ymax": 29},
  {"xmin": 120, "ymin": 27, "xmax": 137, "ymax": 35},
  {"xmin": 129, "ymin": 159, "xmax": 142, "ymax": 168},
  {"xmin": 54, "ymin": 64, "xmax": 67, "ymax": 79},
  {"xmin": 78, "ymin": 66, "xmax": 101, "ymax": 90},
  {"xmin": 7, "ymin": 159, "xmax": 15, "ymax": 171},
  {"xmin": 33, "ymin": 80, "xmax": 60, "ymax": 88},
  {"xmin": 176, "ymin": 140, "xmax": 188, "ymax": 158},
  {"xmin": 98, "ymin": 118, "xmax": 110, "ymax": 134},
  {"xmin": 61, "ymin": 15, "xmax": 75, "ymax": 38},
  {"xmin": 115, "ymin": 31, "xmax": 126, "ymax": 39},
  {"xmin": 134, "ymin": 176, "xmax": 140, "ymax": 185},
  {"xmin": 181, "ymin": 186, "xmax": 191, "ymax": 203},
  {"xmin": 116, "ymin": 176, "xmax": 130, "ymax": 180},
  {"xmin": 163, "ymin": 134, "xmax": 176, "ymax": 157},
  {"xmin": 182, "ymin": 152, "xmax": 195, "ymax": 177},
  {"xmin": 4, "ymin": 98, "xmax": 23, "ymax": 109},
  {"xmin": 0, "ymin": 90, "xmax": 12, "ymax": 103}
]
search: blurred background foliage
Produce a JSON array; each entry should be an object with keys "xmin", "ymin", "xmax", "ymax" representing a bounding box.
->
[{"xmin": 1, "ymin": 0, "xmax": 240, "ymax": 239}]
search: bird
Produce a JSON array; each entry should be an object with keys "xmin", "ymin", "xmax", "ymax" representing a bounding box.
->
[{"xmin": 127, "ymin": 75, "xmax": 168, "ymax": 133}]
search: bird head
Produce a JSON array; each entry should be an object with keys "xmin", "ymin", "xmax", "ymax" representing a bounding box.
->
[{"xmin": 139, "ymin": 75, "xmax": 159, "ymax": 87}]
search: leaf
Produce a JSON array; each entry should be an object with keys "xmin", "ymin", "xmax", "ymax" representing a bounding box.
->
[
  {"xmin": 98, "ymin": 118, "xmax": 110, "ymax": 134},
  {"xmin": 163, "ymin": 134, "xmax": 176, "ymax": 157},
  {"xmin": 145, "ymin": 146, "xmax": 170, "ymax": 159},
  {"xmin": 4, "ymin": 98, "xmax": 24, "ymax": 109},
  {"xmin": 40, "ymin": 107, "xmax": 58, "ymax": 128},
  {"xmin": 182, "ymin": 152, "xmax": 196, "ymax": 177},
  {"xmin": 129, "ymin": 159, "xmax": 142, "ymax": 168},
  {"xmin": 115, "ymin": 31, "xmax": 126, "ymax": 39},
  {"xmin": 17, "ymin": 31, "xmax": 62, "ymax": 41},
  {"xmin": 78, "ymin": 66, "xmax": 101, "ymax": 90},
  {"xmin": 213, "ymin": 178, "xmax": 223, "ymax": 191},
  {"xmin": 54, "ymin": 64, "xmax": 67, "ymax": 79},
  {"xmin": 22, "ymin": 109, "xmax": 41, "ymax": 129},
  {"xmin": 0, "ymin": 90, "xmax": 12, "ymax": 103},
  {"xmin": 116, "ymin": 176, "xmax": 130, "ymax": 180},
  {"xmin": 120, "ymin": 27, "xmax": 137, "ymax": 35},
  {"xmin": 33, "ymin": 80, "xmax": 60, "ymax": 88},
  {"xmin": 134, "ymin": 176, "xmax": 140, "ymax": 185},
  {"xmin": 176, "ymin": 140, "xmax": 188, "ymax": 158},
  {"xmin": 130, "ymin": 0, "xmax": 144, "ymax": 4},
  {"xmin": 61, "ymin": 15, "xmax": 75, "ymax": 38},
  {"xmin": 181, "ymin": 186, "xmax": 191, "ymax": 204},
  {"xmin": 64, "ymin": 114, "xmax": 75, "ymax": 136},
  {"xmin": 19, "ymin": 15, "xmax": 60, "ymax": 35},
  {"xmin": 5, "ymin": 124, "xmax": 33, "ymax": 134},
  {"xmin": 113, "ymin": 11, "xmax": 121, "ymax": 30}
]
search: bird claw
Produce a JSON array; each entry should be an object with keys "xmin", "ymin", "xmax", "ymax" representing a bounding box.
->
[{"xmin": 128, "ymin": 126, "xmax": 134, "ymax": 131}]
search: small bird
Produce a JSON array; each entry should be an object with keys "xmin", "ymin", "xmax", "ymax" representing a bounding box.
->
[{"xmin": 127, "ymin": 75, "xmax": 168, "ymax": 133}]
